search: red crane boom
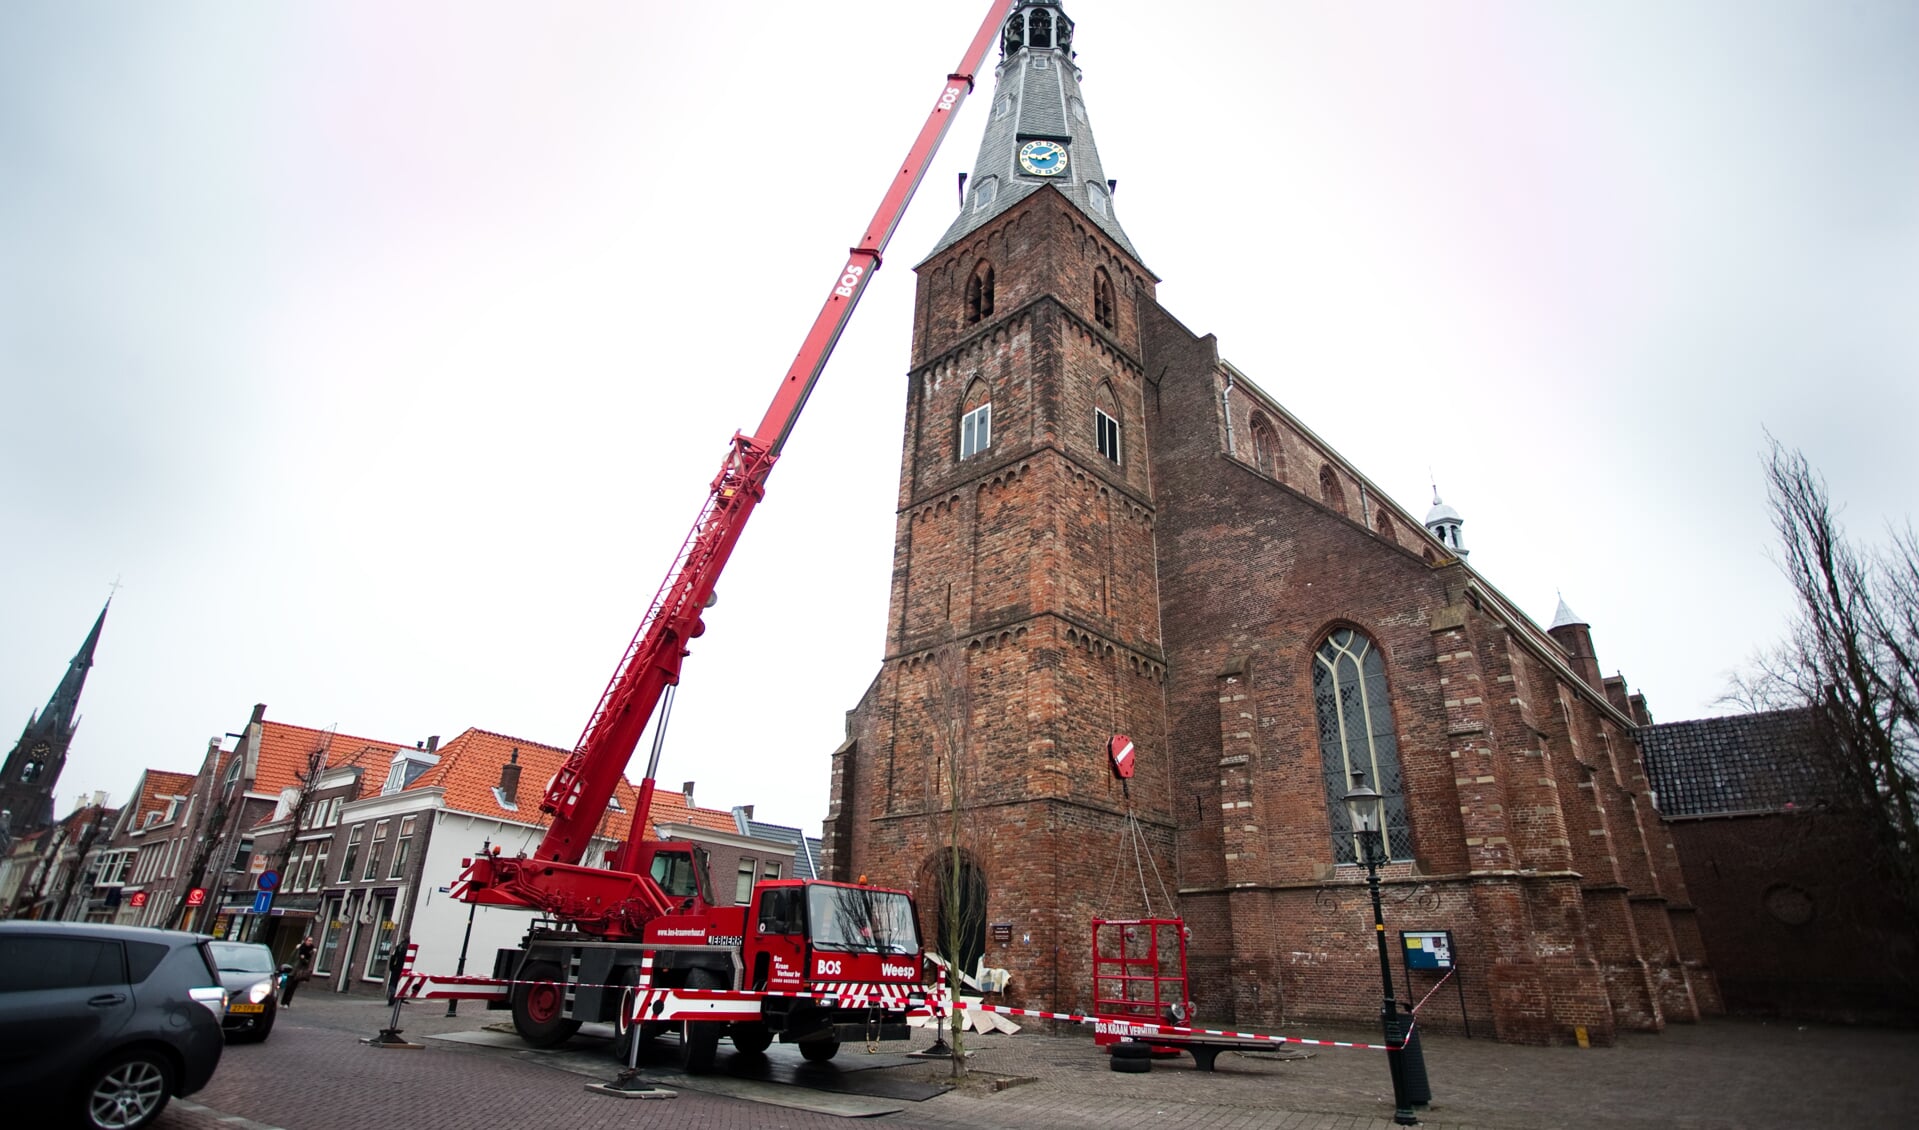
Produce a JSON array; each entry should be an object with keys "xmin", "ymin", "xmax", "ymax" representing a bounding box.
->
[{"xmin": 464, "ymin": 1, "xmax": 1013, "ymax": 932}]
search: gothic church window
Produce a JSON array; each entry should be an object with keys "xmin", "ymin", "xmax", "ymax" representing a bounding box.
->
[
  {"xmin": 1313, "ymin": 629, "xmax": 1414, "ymax": 864},
  {"xmin": 1095, "ymin": 383, "xmax": 1121, "ymax": 464},
  {"xmin": 1318, "ymin": 464, "xmax": 1347, "ymax": 515},
  {"xmin": 1250, "ymin": 414, "xmax": 1278, "ymax": 477},
  {"xmin": 960, "ymin": 379, "xmax": 992, "ymax": 459},
  {"xmin": 21, "ymin": 761, "xmax": 42, "ymax": 783},
  {"xmin": 965, "ymin": 261, "xmax": 995, "ymax": 324},
  {"xmin": 1376, "ymin": 511, "xmax": 1396, "ymax": 542},
  {"xmin": 1093, "ymin": 267, "xmax": 1115, "ymax": 329}
]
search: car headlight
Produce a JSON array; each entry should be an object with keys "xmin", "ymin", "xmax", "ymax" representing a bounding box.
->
[{"xmin": 248, "ymin": 979, "xmax": 275, "ymax": 1004}]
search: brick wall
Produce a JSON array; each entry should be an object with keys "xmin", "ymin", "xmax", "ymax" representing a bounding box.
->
[{"xmin": 830, "ymin": 185, "xmax": 1716, "ymax": 1046}]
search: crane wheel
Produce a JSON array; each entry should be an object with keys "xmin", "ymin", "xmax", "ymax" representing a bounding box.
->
[
  {"xmin": 730, "ymin": 1022, "xmax": 773, "ymax": 1055},
  {"xmin": 512, "ymin": 960, "xmax": 583, "ymax": 1048},
  {"xmin": 798, "ymin": 1037, "xmax": 841, "ymax": 1063},
  {"xmin": 678, "ymin": 968, "xmax": 724, "ymax": 1074}
]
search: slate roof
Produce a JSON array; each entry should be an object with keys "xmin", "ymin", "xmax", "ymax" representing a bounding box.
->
[
  {"xmin": 927, "ymin": 3, "xmax": 1143, "ymax": 266},
  {"xmin": 1639, "ymin": 708, "xmax": 1830, "ymax": 818},
  {"xmin": 734, "ymin": 813, "xmax": 824, "ymax": 879}
]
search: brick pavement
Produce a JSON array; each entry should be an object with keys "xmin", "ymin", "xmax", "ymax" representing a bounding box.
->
[{"xmin": 155, "ymin": 994, "xmax": 1919, "ymax": 1130}]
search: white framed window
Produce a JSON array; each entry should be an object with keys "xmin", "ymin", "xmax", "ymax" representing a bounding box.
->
[
  {"xmin": 363, "ymin": 894, "xmax": 398, "ymax": 980},
  {"xmin": 339, "ymin": 825, "xmax": 364, "ymax": 883},
  {"xmin": 762, "ymin": 861, "xmax": 782, "ymax": 881},
  {"xmin": 363, "ymin": 820, "xmax": 389, "ymax": 881},
  {"xmin": 961, "ymin": 403, "xmax": 992, "ymax": 459},
  {"xmin": 230, "ymin": 837, "xmax": 253, "ymax": 872},
  {"xmin": 1096, "ymin": 407, "xmax": 1120, "ymax": 464},
  {"xmin": 315, "ymin": 896, "xmax": 346, "ymax": 975},
  {"xmin": 310, "ymin": 844, "xmax": 330, "ymax": 892},
  {"xmin": 735, "ymin": 860, "xmax": 756, "ymax": 905},
  {"xmin": 389, "ymin": 816, "xmax": 415, "ymax": 880}
]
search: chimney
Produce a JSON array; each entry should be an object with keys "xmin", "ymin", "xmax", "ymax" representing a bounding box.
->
[
  {"xmin": 426, "ymin": 735, "xmax": 440, "ymax": 754},
  {"xmin": 250, "ymin": 703, "xmax": 267, "ymax": 725},
  {"xmin": 498, "ymin": 748, "xmax": 521, "ymax": 806},
  {"xmin": 683, "ymin": 781, "xmax": 695, "ymax": 805}
]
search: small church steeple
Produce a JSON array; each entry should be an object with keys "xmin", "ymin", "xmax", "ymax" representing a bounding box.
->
[
  {"xmin": 929, "ymin": 0, "xmax": 1141, "ymax": 263},
  {"xmin": 1424, "ymin": 487, "xmax": 1468, "ymax": 557},
  {"xmin": 1, "ymin": 600, "xmax": 109, "ymax": 841}
]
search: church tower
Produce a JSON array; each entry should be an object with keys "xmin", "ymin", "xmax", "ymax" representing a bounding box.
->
[
  {"xmin": 2, "ymin": 602, "xmax": 109, "ymax": 842},
  {"xmin": 826, "ymin": 0, "xmax": 1175, "ymax": 1010}
]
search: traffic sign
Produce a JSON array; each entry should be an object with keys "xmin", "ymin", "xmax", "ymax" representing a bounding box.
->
[
  {"xmin": 128, "ymin": 890, "xmax": 148, "ymax": 908},
  {"xmin": 253, "ymin": 891, "xmax": 273, "ymax": 915},
  {"xmin": 1108, "ymin": 734, "xmax": 1136, "ymax": 779},
  {"xmin": 257, "ymin": 870, "xmax": 280, "ymax": 892},
  {"xmin": 186, "ymin": 887, "xmax": 207, "ymax": 908}
]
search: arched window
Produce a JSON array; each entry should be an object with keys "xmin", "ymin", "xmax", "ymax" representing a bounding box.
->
[
  {"xmin": 960, "ymin": 378, "xmax": 992, "ymax": 459},
  {"xmin": 1094, "ymin": 382, "xmax": 1120, "ymax": 464},
  {"xmin": 1249, "ymin": 413, "xmax": 1278, "ymax": 477},
  {"xmin": 922, "ymin": 848, "xmax": 988, "ymax": 975},
  {"xmin": 1376, "ymin": 511, "xmax": 1396, "ymax": 542},
  {"xmin": 1029, "ymin": 8, "xmax": 1054, "ymax": 49},
  {"xmin": 1313, "ymin": 628, "xmax": 1414, "ymax": 864},
  {"xmin": 1318, "ymin": 464, "xmax": 1347, "ymax": 515},
  {"xmin": 1093, "ymin": 267, "xmax": 1115, "ymax": 329},
  {"xmin": 965, "ymin": 261, "xmax": 995, "ymax": 324}
]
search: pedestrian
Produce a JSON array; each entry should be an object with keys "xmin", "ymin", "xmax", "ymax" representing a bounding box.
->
[{"xmin": 281, "ymin": 935, "xmax": 316, "ymax": 1007}]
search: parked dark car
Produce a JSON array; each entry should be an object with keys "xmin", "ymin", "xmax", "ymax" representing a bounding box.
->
[
  {"xmin": 207, "ymin": 941, "xmax": 279, "ymax": 1042},
  {"xmin": 0, "ymin": 921, "xmax": 227, "ymax": 1130}
]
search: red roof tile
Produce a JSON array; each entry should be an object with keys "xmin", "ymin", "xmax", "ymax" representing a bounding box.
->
[
  {"xmin": 132, "ymin": 770, "xmax": 195, "ymax": 827},
  {"xmin": 252, "ymin": 720, "xmax": 409, "ymax": 797},
  {"xmin": 408, "ymin": 728, "xmax": 640, "ymax": 844}
]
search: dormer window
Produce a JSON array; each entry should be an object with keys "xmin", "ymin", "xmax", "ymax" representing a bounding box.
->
[
  {"xmin": 1093, "ymin": 267, "xmax": 1115, "ymax": 329},
  {"xmin": 965, "ymin": 261, "xmax": 995, "ymax": 324},
  {"xmin": 974, "ymin": 176, "xmax": 998, "ymax": 212}
]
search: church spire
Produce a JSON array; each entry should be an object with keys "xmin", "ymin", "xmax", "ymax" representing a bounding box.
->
[
  {"xmin": 1, "ymin": 601, "xmax": 108, "ymax": 840},
  {"xmin": 40, "ymin": 600, "xmax": 109, "ymax": 738},
  {"xmin": 928, "ymin": 0, "xmax": 1142, "ymax": 263}
]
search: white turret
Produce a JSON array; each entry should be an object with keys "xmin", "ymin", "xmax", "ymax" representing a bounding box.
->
[{"xmin": 1424, "ymin": 487, "xmax": 1467, "ymax": 557}]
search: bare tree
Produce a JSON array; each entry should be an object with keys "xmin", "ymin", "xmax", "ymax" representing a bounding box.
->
[
  {"xmin": 1728, "ymin": 438, "xmax": 1919, "ymax": 929},
  {"xmin": 919, "ymin": 641, "xmax": 988, "ymax": 1078}
]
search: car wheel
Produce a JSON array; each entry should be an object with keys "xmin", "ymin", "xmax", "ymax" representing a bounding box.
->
[
  {"xmin": 251, "ymin": 1012, "xmax": 276, "ymax": 1043},
  {"xmin": 77, "ymin": 1048, "xmax": 175, "ymax": 1130},
  {"xmin": 798, "ymin": 1036, "xmax": 840, "ymax": 1063},
  {"xmin": 511, "ymin": 960, "xmax": 582, "ymax": 1048}
]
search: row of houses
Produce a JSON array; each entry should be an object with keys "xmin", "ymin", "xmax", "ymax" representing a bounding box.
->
[{"xmin": 0, "ymin": 703, "xmax": 820, "ymax": 996}]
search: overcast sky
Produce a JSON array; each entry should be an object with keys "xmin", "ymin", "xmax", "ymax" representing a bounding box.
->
[{"xmin": 4, "ymin": 1, "xmax": 1915, "ymax": 837}]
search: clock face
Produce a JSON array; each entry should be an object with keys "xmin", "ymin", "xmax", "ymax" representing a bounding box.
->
[{"xmin": 1019, "ymin": 140, "xmax": 1068, "ymax": 177}]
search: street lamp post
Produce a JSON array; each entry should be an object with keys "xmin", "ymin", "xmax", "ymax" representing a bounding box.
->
[
  {"xmin": 446, "ymin": 838, "xmax": 488, "ymax": 1018},
  {"xmin": 1344, "ymin": 771, "xmax": 1419, "ymax": 1126}
]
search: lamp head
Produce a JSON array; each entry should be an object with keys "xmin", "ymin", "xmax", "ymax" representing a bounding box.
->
[{"xmin": 1343, "ymin": 770, "xmax": 1384, "ymax": 836}]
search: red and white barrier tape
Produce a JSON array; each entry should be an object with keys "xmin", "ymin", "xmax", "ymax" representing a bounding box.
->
[
  {"xmin": 952, "ymin": 1000, "xmax": 1401, "ymax": 1051},
  {"xmin": 394, "ymin": 954, "xmax": 1398, "ymax": 1052}
]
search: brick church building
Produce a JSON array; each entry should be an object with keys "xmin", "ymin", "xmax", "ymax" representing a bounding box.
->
[{"xmin": 822, "ymin": 0, "xmax": 1715, "ymax": 1045}]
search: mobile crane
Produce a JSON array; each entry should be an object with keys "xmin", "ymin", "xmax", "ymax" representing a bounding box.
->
[{"xmin": 453, "ymin": 1, "xmax": 1016, "ymax": 1072}]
